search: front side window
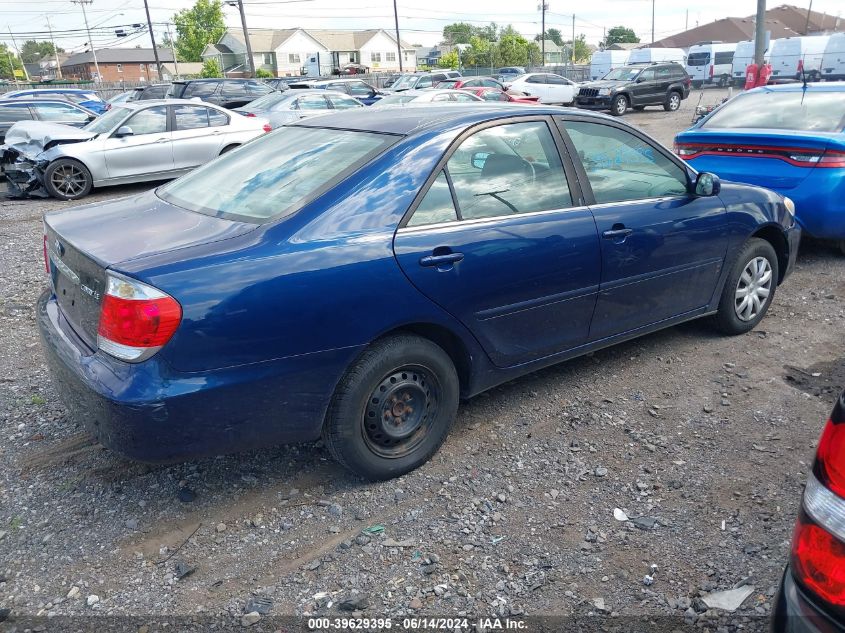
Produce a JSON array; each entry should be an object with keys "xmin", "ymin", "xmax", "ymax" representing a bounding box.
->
[
  {"xmin": 446, "ymin": 121, "xmax": 573, "ymax": 221},
  {"xmin": 347, "ymin": 82, "xmax": 374, "ymax": 96},
  {"xmin": 416, "ymin": 76, "xmax": 433, "ymax": 88},
  {"xmin": 563, "ymin": 120, "xmax": 688, "ymax": 204},
  {"xmin": 639, "ymin": 69, "xmax": 657, "ymax": 82},
  {"xmin": 174, "ymin": 105, "xmax": 209, "ymax": 130},
  {"xmin": 246, "ymin": 80, "xmax": 272, "ymax": 96},
  {"xmin": 408, "ymin": 171, "xmax": 457, "ymax": 227},
  {"xmin": 222, "ymin": 80, "xmax": 248, "ymax": 96},
  {"xmin": 124, "ymin": 105, "xmax": 168, "ymax": 135},
  {"xmin": 482, "ymin": 90, "xmax": 508, "ymax": 102},
  {"xmin": 0, "ymin": 103, "xmax": 33, "ymax": 122},
  {"xmin": 32, "ymin": 102, "xmax": 89, "ymax": 122},
  {"xmin": 158, "ymin": 127, "xmax": 396, "ymax": 222}
]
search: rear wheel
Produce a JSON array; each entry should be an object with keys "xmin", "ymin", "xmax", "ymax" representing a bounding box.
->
[
  {"xmin": 43, "ymin": 158, "xmax": 93, "ymax": 200},
  {"xmin": 663, "ymin": 91, "xmax": 682, "ymax": 111},
  {"xmin": 714, "ymin": 238, "xmax": 779, "ymax": 335},
  {"xmin": 611, "ymin": 94, "xmax": 628, "ymax": 116},
  {"xmin": 323, "ymin": 334, "xmax": 459, "ymax": 480}
]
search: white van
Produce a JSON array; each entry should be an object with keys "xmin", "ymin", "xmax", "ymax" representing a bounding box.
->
[
  {"xmin": 821, "ymin": 33, "xmax": 845, "ymax": 81},
  {"xmin": 589, "ymin": 50, "xmax": 630, "ymax": 80},
  {"xmin": 686, "ymin": 42, "xmax": 737, "ymax": 87},
  {"xmin": 769, "ymin": 35, "xmax": 830, "ymax": 81},
  {"xmin": 731, "ymin": 40, "xmax": 770, "ymax": 85},
  {"xmin": 627, "ymin": 47, "xmax": 686, "ymax": 65}
]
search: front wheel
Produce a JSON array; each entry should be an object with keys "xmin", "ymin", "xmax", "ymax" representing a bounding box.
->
[
  {"xmin": 323, "ymin": 334, "xmax": 459, "ymax": 480},
  {"xmin": 43, "ymin": 158, "xmax": 93, "ymax": 200},
  {"xmin": 714, "ymin": 238, "xmax": 779, "ymax": 335},
  {"xmin": 663, "ymin": 91, "xmax": 682, "ymax": 111},
  {"xmin": 610, "ymin": 94, "xmax": 628, "ymax": 116}
]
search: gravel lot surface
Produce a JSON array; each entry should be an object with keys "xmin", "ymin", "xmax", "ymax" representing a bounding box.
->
[{"xmin": 1, "ymin": 87, "xmax": 844, "ymax": 631}]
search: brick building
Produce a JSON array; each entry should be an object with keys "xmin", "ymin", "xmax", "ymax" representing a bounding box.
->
[{"xmin": 61, "ymin": 48, "xmax": 174, "ymax": 82}]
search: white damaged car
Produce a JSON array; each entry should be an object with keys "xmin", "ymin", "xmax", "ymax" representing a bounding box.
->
[{"xmin": 1, "ymin": 99, "xmax": 270, "ymax": 200}]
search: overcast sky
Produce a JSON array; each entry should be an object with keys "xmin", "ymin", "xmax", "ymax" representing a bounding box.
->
[{"xmin": 2, "ymin": 0, "xmax": 842, "ymax": 56}]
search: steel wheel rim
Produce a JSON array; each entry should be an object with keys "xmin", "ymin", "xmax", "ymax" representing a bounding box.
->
[
  {"xmin": 735, "ymin": 256, "xmax": 773, "ymax": 321},
  {"xmin": 51, "ymin": 164, "xmax": 86, "ymax": 196},
  {"xmin": 669, "ymin": 94, "xmax": 680, "ymax": 109},
  {"xmin": 363, "ymin": 365, "xmax": 439, "ymax": 459}
]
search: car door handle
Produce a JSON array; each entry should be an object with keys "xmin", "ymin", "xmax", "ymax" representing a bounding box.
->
[
  {"xmin": 602, "ymin": 228, "xmax": 634, "ymax": 239},
  {"xmin": 154, "ymin": 138, "xmax": 169, "ymax": 143},
  {"xmin": 419, "ymin": 252, "xmax": 464, "ymax": 267}
]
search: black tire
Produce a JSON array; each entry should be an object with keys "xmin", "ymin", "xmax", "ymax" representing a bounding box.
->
[
  {"xmin": 610, "ymin": 94, "xmax": 628, "ymax": 116},
  {"xmin": 323, "ymin": 334, "xmax": 459, "ymax": 480},
  {"xmin": 43, "ymin": 158, "xmax": 93, "ymax": 200},
  {"xmin": 633, "ymin": 105, "xmax": 646, "ymax": 111},
  {"xmin": 838, "ymin": 240, "xmax": 845, "ymax": 256},
  {"xmin": 717, "ymin": 75, "xmax": 728, "ymax": 87},
  {"xmin": 663, "ymin": 91, "xmax": 682, "ymax": 111},
  {"xmin": 692, "ymin": 80, "xmax": 703, "ymax": 89},
  {"xmin": 714, "ymin": 238, "xmax": 779, "ymax": 335},
  {"xmin": 220, "ymin": 144, "xmax": 239, "ymax": 155}
]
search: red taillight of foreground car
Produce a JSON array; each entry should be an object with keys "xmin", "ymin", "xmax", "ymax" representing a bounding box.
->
[
  {"xmin": 97, "ymin": 273, "xmax": 181, "ymax": 362},
  {"xmin": 817, "ymin": 418, "xmax": 845, "ymax": 499},
  {"xmin": 243, "ymin": 112, "xmax": 256, "ymax": 117},
  {"xmin": 43, "ymin": 234, "xmax": 50, "ymax": 274},
  {"xmin": 791, "ymin": 511, "xmax": 845, "ymax": 607},
  {"xmin": 262, "ymin": 123, "xmax": 272, "ymax": 133}
]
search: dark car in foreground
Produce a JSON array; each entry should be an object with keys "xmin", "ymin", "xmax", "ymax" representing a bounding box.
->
[
  {"xmin": 38, "ymin": 106, "xmax": 799, "ymax": 479},
  {"xmin": 772, "ymin": 390, "xmax": 845, "ymax": 632},
  {"xmin": 675, "ymin": 83, "xmax": 845, "ymax": 253},
  {"xmin": 575, "ymin": 62, "xmax": 691, "ymax": 116}
]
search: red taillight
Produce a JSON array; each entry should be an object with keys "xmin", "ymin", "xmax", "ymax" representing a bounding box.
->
[
  {"xmin": 244, "ymin": 112, "xmax": 256, "ymax": 117},
  {"xmin": 97, "ymin": 274, "xmax": 181, "ymax": 362},
  {"xmin": 709, "ymin": 65, "xmax": 714, "ymax": 78},
  {"xmin": 684, "ymin": 76, "xmax": 691, "ymax": 87},
  {"xmin": 674, "ymin": 142, "xmax": 697, "ymax": 157},
  {"xmin": 791, "ymin": 512, "xmax": 845, "ymax": 607},
  {"xmin": 43, "ymin": 234, "xmax": 50, "ymax": 274},
  {"xmin": 262, "ymin": 123, "xmax": 272, "ymax": 133},
  {"xmin": 818, "ymin": 151, "xmax": 845, "ymax": 168},
  {"xmin": 817, "ymin": 419, "xmax": 845, "ymax": 498}
]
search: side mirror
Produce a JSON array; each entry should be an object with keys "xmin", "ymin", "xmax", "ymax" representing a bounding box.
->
[
  {"xmin": 694, "ymin": 172, "xmax": 721, "ymax": 197},
  {"xmin": 471, "ymin": 152, "xmax": 490, "ymax": 169},
  {"xmin": 86, "ymin": 115, "xmax": 97, "ymax": 122},
  {"xmin": 636, "ymin": 77, "xmax": 645, "ymax": 83},
  {"xmin": 115, "ymin": 125, "xmax": 134, "ymax": 137}
]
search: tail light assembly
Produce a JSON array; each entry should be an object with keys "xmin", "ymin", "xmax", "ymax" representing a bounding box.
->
[
  {"xmin": 262, "ymin": 123, "xmax": 273, "ymax": 133},
  {"xmin": 674, "ymin": 143, "xmax": 845, "ymax": 168},
  {"xmin": 97, "ymin": 273, "xmax": 182, "ymax": 362},
  {"xmin": 790, "ymin": 397, "xmax": 845, "ymax": 613},
  {"xmin": 709, "ymin": 65, "xmax": 715, "ymax": 79}
]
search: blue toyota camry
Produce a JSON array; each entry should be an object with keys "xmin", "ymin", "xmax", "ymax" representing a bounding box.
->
[
  {"xmin": 675, "ymin": 83, "xmax": 845, "ymax": 253},
  {"xmin": 39, "ymin": 105, "xmax": 800, "ymax": 479}
]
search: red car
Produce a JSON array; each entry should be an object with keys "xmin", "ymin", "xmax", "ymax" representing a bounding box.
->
[
  {"xmin": 460, "ymin": 87, "xmax": 541, "ymax": 104},
  {"xmin": 436, "ymin": 77, "xmax": 504, "ymax": 90}
]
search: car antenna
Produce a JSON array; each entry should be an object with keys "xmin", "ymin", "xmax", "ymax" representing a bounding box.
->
[{"xmin": 800, "ymin": 58, "xmax": 808, "ymax": 104}]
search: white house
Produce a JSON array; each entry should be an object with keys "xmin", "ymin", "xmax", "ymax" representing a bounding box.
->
[{"xmin": 203, "ymin": 28, "xmax": 416, "ymax": 77}]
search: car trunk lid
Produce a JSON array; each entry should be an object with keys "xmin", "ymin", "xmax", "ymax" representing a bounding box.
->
[{"xmin": 44, "ymin": 189, "xmax": 258, "ymax": 350}]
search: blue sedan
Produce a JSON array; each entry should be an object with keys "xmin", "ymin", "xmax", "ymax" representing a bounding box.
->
[
  {"xmin": 38, "ymin": 105, "xmax": 800, "ymax": 479},
  {"xmin": 3, "ymin": 88, "xmax": 107, "ymax": 114},
  {"xmin": 675, "ymin": 83, "xmax": 845, "ymax": 253}
]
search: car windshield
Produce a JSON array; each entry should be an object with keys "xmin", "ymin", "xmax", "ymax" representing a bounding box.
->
[
  {"xmin": 391, "ymin": 75, "xmax": 418, "ymax": 90},
  {"xmin": 702, "ymin": 91, "xmax": 845, "ymax": 132},
  {"xmin": 375, "ymin": 93, "xmax": 418, "ymax": 105},
  {"xmin": 157, "ymin": 126, "xmax": 397, "ymax": 222},
  {"xmin": 602, "ymin": 67, "xmax": 642, "ymax": 81},
  {"xmin": 244, "ymin": 92, "xmax": 289, "ymax": 110},
  {"xmin": 84, "ymin": 106, "xmax": 130, "ymax": 133}
]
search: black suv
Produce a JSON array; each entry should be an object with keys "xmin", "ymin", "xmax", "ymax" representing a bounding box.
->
[
  {"xmin": 574, "ymin": 62, "xmax": 691, "ymax": 116},
  {"xmin": 167, "ymin": 79, "xmax": 274, "ymax": 109}
]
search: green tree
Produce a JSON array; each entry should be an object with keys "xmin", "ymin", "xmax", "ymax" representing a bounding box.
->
[
  {"xmin": 21, "ymin": 40, "xmax": 64, "ymax": 64},
  {"xmin": 442, "ymin": 22, "xmax": 475, "ymax": 45},
  {"xmin": 255, "ymin": 68, "xmax": 273, "ymax": 78},
  {"xmin": 463, "ymin": 35, "xmax": 493, "ymax": 67},
  {"xmin": 535, "ymin": 28, "xmax": 563, "ymax": 46},
  {"xmin": 562, "ymin": 34, "xmax": 591, "ymax": 63},
  {"xmin": 437, "ymin": 50, "xmax": 459, "ymax": 69},
  {"xmin": 604, "ymin": 26, "xmax": 639, "ymax": 46},
  {"xmin": 0, "ymin": 44, "xmax": 23, "ymax": 80},
  {"xmin": 200, "ymin": 57, "xmax": 222, "ymax": 78},
  {"xmin": 173, "ymin": 0, "xmax": 227, "ymax": 62}
]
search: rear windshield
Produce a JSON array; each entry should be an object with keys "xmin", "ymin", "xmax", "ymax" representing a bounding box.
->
[
  {"xmin": 687, "ymin": 52, "xmax": 711, "ymax": 65},
  {"xmin": 702, "ymin": 90, "xmax": 845, "ymax": 132},
  {"xmin": 157, "ymin": 126, "xmax": 397, "ymax": 222}
]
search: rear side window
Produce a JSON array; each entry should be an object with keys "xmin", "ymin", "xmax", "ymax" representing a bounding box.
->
[
  {"xmin": 141, "ymin": 85, "xmax": 169, "ymax": 99},
  {"xmin": 408, "ymin": 171, "xmax": 458, "ymax": 227},
  {"xmin": 208, "ymin": 108, "xmax": 229, "ymax": 126},
  {"xmin": 327, "ymin": 94, "xmax": 360, "ymax": 109},
  {"xmin": 564, "ymin": 120, "xmax": 688, "ymax": 204},
  {"xmin": 222, "ymin": 80, "xmax": 248, "ymax": 96},
  {"xmin": 184, "ymin": 82, "xmax": 217, "ymax": 97},
  {"xmin": 158, "ymin": 127, "xmax": 396, "ymax": 222},
  {"xmin": 714, "ymin": 51, "xmax": 735, "ymax": 64},
  {"xmin": 0, "ymin": 103, "xmax": 33, "ymax": 122},
  {"xmin": 174, "ymin": 105, "xmax": 209, "ymax": 130}
]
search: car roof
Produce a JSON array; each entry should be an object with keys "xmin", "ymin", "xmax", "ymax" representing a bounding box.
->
[
  {"xmin": 309, "ymin": 78, "xmax": 368, "ymax": 84},
  {"xmin": 0, "ymin": 98, "xmax": 89, "ymax": 107},
  {"xmin": 107, "ymin": 98, "xmax": 227, "ymax": 109},
  {"xmin": 296, "ymin": 103, "xmax": 611, "ymax": 135},
  {"xmin": 6, "ymin": 87, "xmax": 94, "ymax": 94},
  {"xmin": 746, "ymin": 81, "xmax": 845, "ymax": 93}
]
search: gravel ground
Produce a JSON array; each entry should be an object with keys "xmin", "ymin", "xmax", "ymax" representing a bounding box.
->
[{"xmin": 1, "ymin": 88, "xmax": 844, "ymax": 631}]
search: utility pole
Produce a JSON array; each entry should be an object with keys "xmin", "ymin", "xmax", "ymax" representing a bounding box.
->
[
  {"xmin": 7, "ymin": 26, "xmax": 30, "ymax": 81},
  {"xmin": 539, "ymin": 2, "xmax": 547, "ymax": 67},
  {"xmin": 165, "ymin": 22, "xmax": 179, "ymax": 79},
  {"xmin": 804, "ymin": 0, "xmax": 813, "ymax": 34},
  {"xmin": 651, "ymin": 0, "xmax": 656, "ymax": 44},
  {"xmin": 142, "ymin": 0, "xmax": 163, "ymax": 80},
  {"xmin": 571, "ymin": 13, "xmax": 575, "ymax": 68},
  {"xmin": 71, "ymin": 0, "xmax": 100, "ymax": 81},
  {"xmin": 236, "ymin": 0, "xmax": 255, "ymax": 76},
  {"xmin": 685, "ymin": 9, "xmax": 689, "ymax": 31},
  {"xmin": 46, "ymin": 16, "xmax": 62, "ymax": 79},
  {"xmin": 393, "ymin": 0, "xmax": 403, "ymax": 72},
  {"xmin": 754, "ymin": 0, "xmax": 767, "ymax": 65}
]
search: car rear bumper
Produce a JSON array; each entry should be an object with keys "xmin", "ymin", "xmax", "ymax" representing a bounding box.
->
[
  {"xmin": 37, "ymin": 290, "xmax": 357, "ymax": 462},
  {"xmin": 772, "ymin": 566, "xmax": 845, "ymax": 633}
]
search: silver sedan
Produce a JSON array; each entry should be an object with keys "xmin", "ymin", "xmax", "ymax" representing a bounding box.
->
[
  {"xmin": 234, "ymin": 89, "xmax": 364, "ymax": 129},
  {"xmin": 0, "ymin": 99, "xmax": 270, "ymax": 200}
]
